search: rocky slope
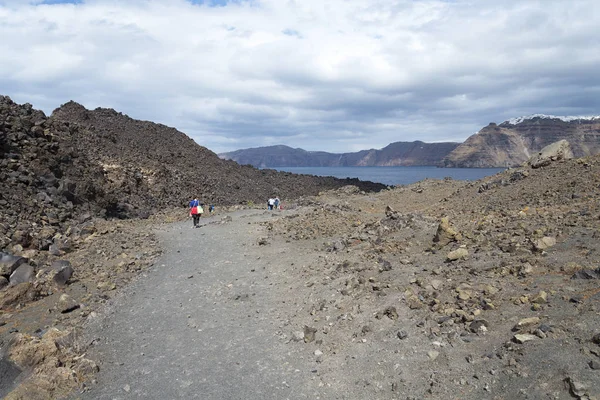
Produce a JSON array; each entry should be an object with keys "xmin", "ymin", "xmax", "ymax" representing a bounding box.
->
[
  {"xmin": 219, "ymin": 141, "xmax": 460, "ymax": 168},
  {"xmin": 444, "ymin": 115, "xmax": 600, "ymax": 167},
  {"xmin": 50, "ymin": 100, "xmax": 386, "ymax": 208},
  {"xmin": 253, "ymin": 153, "xmax": 600, "ymax": 399},
  {"xmin": 0, "ymin": 95, "xmax": 386, "ymax": 252}
]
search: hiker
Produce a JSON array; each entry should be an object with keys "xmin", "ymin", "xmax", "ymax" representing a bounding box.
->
[
  {"xmin": 274, "ymin": 197, "xmax": 280, "ymax": 210},
  {"xmin": 209, "ymin": 204, "xmax": 215, "ymax": 213},
  {"xmin": 189, "ymin": 197, "xmax": 201, "ymax": 228},
  {"xmin": 267, "ymin": 198, "xmax": 275, "ymax": 210}
]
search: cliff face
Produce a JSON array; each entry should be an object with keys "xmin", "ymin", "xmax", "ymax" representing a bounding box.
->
[
  {"xmin": 219, "ymin": 141, "xmax": 460, "ymax": 168},
  {"xmin": 443, "ymin": 116, "xmax": 600, "ymax": 167}
]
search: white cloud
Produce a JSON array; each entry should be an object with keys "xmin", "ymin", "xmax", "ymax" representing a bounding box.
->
[{"xmin": 1, "ymin": 0, "xmax": 599, "ymax": 153}]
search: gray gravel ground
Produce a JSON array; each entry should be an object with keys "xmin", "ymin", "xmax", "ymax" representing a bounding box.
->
[{"xmin": 75, "ymin": 210, "xmax": 336, "ymax": 400}]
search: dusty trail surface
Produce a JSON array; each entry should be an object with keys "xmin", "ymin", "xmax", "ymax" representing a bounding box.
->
[{"xmin": 77, "ymin": 210, "xmax": 332, "ymax": 400}]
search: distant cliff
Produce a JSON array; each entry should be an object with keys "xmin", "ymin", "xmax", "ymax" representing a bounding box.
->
[
  {"xmin": 219, "ymin": 141, "xmax": 460, "ymax": 168},
  {"xmin": 443, "ymin": 115, "xmax": 600, "ymax": 167}
]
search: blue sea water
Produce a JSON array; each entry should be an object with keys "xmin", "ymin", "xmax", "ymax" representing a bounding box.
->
[{"xmin": 276, "ymin": 166, "xmax": 505, "ymax": 186}]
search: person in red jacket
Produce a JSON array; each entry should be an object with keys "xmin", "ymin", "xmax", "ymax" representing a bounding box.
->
[{"xmin": 189, "ymin": 197, "xmax": 200, "ymax": 228}]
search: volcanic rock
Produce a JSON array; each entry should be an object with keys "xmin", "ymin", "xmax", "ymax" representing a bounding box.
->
[
  {"xmin": 447, "ymin": 247, "xmax": 468, "ymax": 261},
  {"xmin": 571, "ymin": 268, "xmax": 600, "ymax": 280},
  {"xmin": 303, "ymin": 325, "xmax": 317, "ymax": 343},
  {"xmin": 514, "ymin": 334, "xmax": 538, "ymax": 343},
  {"xmin": 56, "ymin": 294, "xmax": 79, "ymax": 313},
  {"xmin": 0, "ymin": 283, "xmax": 41, "ymax": 309},
  {"xmin": 513, "ymin": 317, "xmax": 541, "ymax": 331},
  {"xmin": 528, "ymin": 139, "xmax": 574, "ymax": 168},
  {"xmin": 51, "ymin": 261, "xmax": 74, "ymax": 286},
  {"xmin": 9, "ymin": 264, "xmax": 35, "ymax": 285},
  {"xmin": 0, "ymin": 253, "xmax": 26, "ymax": 276},
  {"xmin": 433, "ymin": 217, "xmax": 461, "ymax": 248},
  {"xmin": 532, "ymin": 236, "xmax": 557, "ymax": 252}
]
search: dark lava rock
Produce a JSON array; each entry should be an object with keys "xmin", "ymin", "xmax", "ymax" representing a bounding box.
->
[
  {"xmin": 0, "ymin": 253, "xmax": 26, "ymax": 276},
  {"xmin": 397, "ymin": 330, "xmax": 409, "ymax": 340},
  {"xmin": 9, "ymin": 263, "xmax": 35, "ymax": 285},
  {"xmin": 571, "ymin": 268, "xmax": 600, "ymax": 280},
  {"xmin": 0, "ymin": 358, "xmax": 22, "ymax": 398},
  {"xmin": 51, "ymin": 260, "xmax": 74, "ymax": 286},
  {"xmin": 469, "ymin": 319, "xmax": 490, "ymax": 333}
]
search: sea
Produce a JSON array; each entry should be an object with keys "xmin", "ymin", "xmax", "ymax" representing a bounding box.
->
[{"xmin": 275, "ymin": 166, "xmax": 505, "ymax": 186}]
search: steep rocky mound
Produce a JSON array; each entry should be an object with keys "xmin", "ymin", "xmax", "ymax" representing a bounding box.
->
[
  {"xmin": 1, "ymin": 94, "xmax": 385, "ymax": 264},
  {"xmin": 0, "ymin": 96, "xmax": 116, "ymax": 252},
  {"xmin": 51, "ymin": 100, "xmax": 385, "ymax": 209},
  {"xmin": 443, "ymin": 116, "xmax": 600, "ymax": 167}
]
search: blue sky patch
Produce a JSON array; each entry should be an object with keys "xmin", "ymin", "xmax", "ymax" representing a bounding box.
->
[
  {"xmin": 38, "ymin": 0, "xmax": 83, "ymax": 4},
  {"xmin": 189, "ymin": 0, "xmax": 243, "ymax": 6}
]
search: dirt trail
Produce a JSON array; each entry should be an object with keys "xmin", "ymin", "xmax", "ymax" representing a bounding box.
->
[{"xmin": 74, "ymin": 210, "xmax": 338, "ymax": 400}]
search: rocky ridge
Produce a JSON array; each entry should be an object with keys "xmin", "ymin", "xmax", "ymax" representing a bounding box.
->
[
  {"xmin": 219, "ymin": 141, "xmax": 460, "ymax": 168},
  {"xmin": 444, "ymin": 115, "xmax": 600, "ymax": 167}
]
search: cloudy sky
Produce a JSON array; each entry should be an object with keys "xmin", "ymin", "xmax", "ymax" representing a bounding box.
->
[{"xmin": 1, "ymin": 0, "xmax": 599, "ymax": 153}]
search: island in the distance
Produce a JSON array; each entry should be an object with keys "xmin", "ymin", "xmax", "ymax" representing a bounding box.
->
[{"xmin": 219, "ymin": 115, "xmax": 600, "ymax": 168}]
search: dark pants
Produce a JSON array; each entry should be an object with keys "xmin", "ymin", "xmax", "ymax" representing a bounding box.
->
[{"xmin": 192, "ymin": 214, "xmax": 200, "ymax": 227}]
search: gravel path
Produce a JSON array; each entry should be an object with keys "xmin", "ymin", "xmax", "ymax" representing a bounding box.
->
[{"xmin": 76, "ymin": 210, "xmax": 334, "ymax": 400}]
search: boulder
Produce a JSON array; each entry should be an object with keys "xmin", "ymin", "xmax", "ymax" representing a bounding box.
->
[
  {"xmin": 532, "ymin": 236, "xmax": 556, "ymax": 252},
  {"xmin": 513, "ymin": 317, "xmax": 541, "ymax": 331},
  {"xmin": 303, "ymin": 325, "xmax": 317, "ymax": 343},
  {"xmin": 528, "ymin": 140, "xmax": 574, "ymax": 168},
  {"xmin": 447, "ymin": 247, "xmax": 469, "ymax": 261},
  {"xmin": 9, "ymin": 263, "xmax": 35, "ymax": 285},
  {"xmin": 0, "ymin": 253, "xmax": 27, "ymax": 276},
  {"xmin": 469, "ymin": 319, "xmax": 489, "ymax": 333},
  {"xmin": 433, "ymin": 217, "xmax": 461, "ymax": 248},
  {"xmin": 35, "ymin": 226, "xmax": 57, "ymax": 250},
  {"xmin": 513, "ymin": 334, "xmax": 538, "ymax": 343},
  {"xmin": 56, "ymin": 294, "xmax": 79, "ymax": 313},
  {"xmin": 385, "ymin": 205, "xmax": 399, "ymax": 220},
  {"xmin": 48, "ymin": 244, "xmax": 62, "ymax": 256},
  {"xmin": 531, "ymin": 290, "xmax": 548, "ymax": 304},
  {"xmin": 74, "ymin": 358, "xmax": 99, "ymax": 376},
  {"xmin": 51, "ymin": 260, "xmax": 74, "ymax": 286},
  {"xmin": 571, "ymin": 267, "xmax": 600, "ymax": 280},
  {"xmin": 0, "ymin": 282, "xmax": 41, "ymax": 309}
]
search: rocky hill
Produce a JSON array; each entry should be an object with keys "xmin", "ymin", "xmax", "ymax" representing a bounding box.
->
[
  {"xmin": 0, "ymin": 95, "xmax": 385, "ymax": 253},
  {"xmin": 219, "ymin": 141, "xmax": 460, "ymax": 167},
  {"xmin": 443, "ymin": 115, "xmax": 600, "ymax": 167}
]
